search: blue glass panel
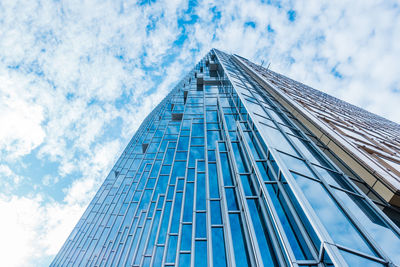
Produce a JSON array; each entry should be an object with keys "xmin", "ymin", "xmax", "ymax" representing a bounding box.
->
[
  {"xmin": 167, "ymin": 141, "xmax": 177, "ymax": 148},
  {"xmin": 292, "ymin": 173, "xmax": 376, "ymax": 257},
  {"xmin": 158, "ymin": 201, "xmax": 172, "ymax": 244},
  {"xmin": 219, "ymin": 97, "xmax": 230, "ymax": 107},
  {"xmin": 280, "ymin": 182, "xmax": 321, "ymax": 251},
  {"xmin": 340, "ymin": 249, "xmax": 385, "ymax": 267},
  {"xmin": 178, "ymin": 137, "xmax": 189, "ymax": 150},
  {"xmin": 244, "ymin": 97, "xmax": 268, "ymax": 115},
  {"xmin": 146, "ymin": 178, "xmax": 156, "ymax": 189},
  {"xmin": 166, "ymin": 235, "xmax": 178, "ymax": 263},
  {"xmin": 218, "ymin": 142, "xmax": 226, "ymax": 151},
  {"xmin": 153, "ymin": 246, "xmax": 164, "ymax": 266},
  {"xmin": 189, "ymin": 146, "xmax": 204, "ymax": 167},
  {"xmin": 171, "ymin": 161, "xmax": 186, "ymax": 181},
  {"xmin": 196, "ymin": 173, "xmax": 206, "ymax": 210},
  {"xmin": 181, "ymin": 223, "xmax": 192, "ymax": 251},
  {"xmin": 160, "ymin": 165, "xmax": 171, "ymax": 175},
  {"xmin": 187, "ymin": 168, "xmax": 195, "ymax": 182},
  {"xmin": 195, "ymin": 240, "xmax": 207, "ymax": 266},
  {"xmin": 191, "ymin": 137, "xmax": 205, "ymax": 145},
  {"xmin": 182, "ymin": 119, "xmax": 191, "ymax": 130},
  {"xmin": 207, "ymin": 123, "xmax": 219, "ymax": 130},
  {"xmin": 197, "ymin": 161, "xmax": 205, "ymax": 172},
  {"xmin": 145, "ymin": 210, "xmax": 161, "ymax": 254},
  {"xmin": 181, "ymin": 129, "xmax": 190, "ymax": 136},
  {"xmin": 335, "ymin": 189, "xmax": 400, "ymax": 265},
  {"xmin": 278, "ymin": 152, "xmax": 314, "ymax": 178},
  {"xmin": 314, "ymin": 165, "xmax": 352, "ymax": 191},
  {"xmin": 183, "ymin": 182, "xmax": 194, "ymax": 222},
  {"xmin": 210, "ymin": 200, "xmax": 222, "ymax": 224},
  {"xmin": 196, "ymin": 213, "xmax": 207, "ymax": 238},
  {"xmin": 229, "ymin": 213, "xmax": 250, "ymax": 266},
  {"xmin": 247, "ymin": 199, "xmax": 278, "ymax": 266},
  {"xmin": 175, "ymin": 151, "xmax": 187, "ymax": 160},
  {"xmin": 232, "ymin": 142, "xmax": 248, "ymax": 173},
  {"xmin": 256, "ymin": 161, "xmax": 273, "ymax": 181},
  {"xmin": 170, "ymin": 192, "xmax": 183, "ymax": 233},
  {"xmin": 225, "ymin": 188, "xmax": 239, "ymax": 211},
  {"xmin": 207, "ymin": 131, "xmax": 220, "ymax": 149},
  {"xmin": 142, "ymin": 257, "xmax": 151, "ymax": 266},
  {"xmin": 268, "ymin": 109, "xmax": 287, "ymax": 125},
  {"xmin": 219, "ymin": 153, "xmax": 233, "ymax": 186},
  {"xmin": 257, "ymin": 123, "xmax": 296, "ymax": 155},
  {"xmin": 164, "ymin": 148, "xmax": 175, "ymax": 164},
  {"xmin": 224, "ymin": 114, "xmax": 236, "ymax": 130},
  {"xmin": 156, "ymin": 196, "xmax": 165, "ymax": 209},
  {"xmin": 167, "ymin": 185, "xmax": 175, "ymax": 200},
  {"xmin": 156, "ymin": 175, "xmax": 169, "ymax": 195},
  {"xmin": 212, "ymin": 227, "xmax": 227, "ymax": 266},
  {"xmin": 207, "ymin": 149, "xmax": 216, "ymax": 161},
  {"xmin": 208, "ymin": 163, "xmax": 220, "ymax": 198},
  {"xmin": 240, "ymin": 174, "xmax": 255, "ymax": 196},
  {"xmin": 177, "ymin": 178, "xmax": 185, "ymax": 191},
  {"xmin": 242, "ymin": 130, "xmax": 263, "ymax": 160},
  {"xmin": 192, "ymin": 123, "xmax": 204, "ymax": 137},
  {"xmin": 288, "ymin": 135, "xmax": 326, "ymax": 166},
  {"xmin": 206, "ymin": 110, "xmax": 218, "ymax": 123},
  {"xmin": 134, "ymin": 219, "xmax": 151, "ymax": 265},
  {"xmin": 178, "ymin": 253, "xmax": 191, "ymax": 266},
  {"xmin": 166, "ymin": 124, "xmax": 180, "ymax": 134}
]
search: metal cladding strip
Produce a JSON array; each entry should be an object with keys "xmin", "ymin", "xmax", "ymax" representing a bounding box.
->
[
  {"xmin": 233, "ymin": 55, "xmax": 400, "ymax": 201},
  {"xmin": 213, "ymin": 49, "xmax": 348, "ymax": 267}
]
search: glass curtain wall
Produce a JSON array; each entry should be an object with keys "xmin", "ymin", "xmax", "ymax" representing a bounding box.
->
[{"xmin": 51, "ymin": 49, "xmax": 400, "ymax": 267}]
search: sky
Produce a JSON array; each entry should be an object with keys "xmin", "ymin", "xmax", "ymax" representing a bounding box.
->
[{"xmin": 0, "ymin": 0, "xmax": 399, "ymax": 266}]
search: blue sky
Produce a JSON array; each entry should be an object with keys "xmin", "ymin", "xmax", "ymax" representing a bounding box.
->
[{"xmin": 0, "ymin": 0, "xmax": 399, "ymax": 266}]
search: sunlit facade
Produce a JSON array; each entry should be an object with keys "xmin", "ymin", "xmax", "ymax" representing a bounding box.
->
[{"xmin": 52, "ymin": 49, "xmax": 400, "ymax": 266}]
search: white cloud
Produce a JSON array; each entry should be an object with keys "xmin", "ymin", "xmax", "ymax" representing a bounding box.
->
[
  {"xmin": 0, "ymin": 194, "xmax": 86, "ymax": 266},
  {"xmin": 0, "ymin": 164, "xmax": 23, "ymax": 192},
  {"xmin": 0, "ymin": 72, "xmax": 46, "ymax": 159}
]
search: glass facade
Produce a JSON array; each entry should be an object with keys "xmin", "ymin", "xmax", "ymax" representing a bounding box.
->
[
  {"xmin": 52, "ymin": 49, "xmax": 400, "ymax": 266},
  {"xmin": 238, "ymin": 55, "xmax": 400, "ymax": 225}
]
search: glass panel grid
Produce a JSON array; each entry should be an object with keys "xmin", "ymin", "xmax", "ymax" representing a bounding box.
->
[{"xmin": 52, "ymin": 50, "xmax": 400, "ymax": 267}]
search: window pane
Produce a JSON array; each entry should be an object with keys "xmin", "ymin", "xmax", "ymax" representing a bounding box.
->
[
  {"xmin": 208, "ymin": 163, "xmax": 220, "ymax": 198},
  {"xmin": 247, "ymin": 199, "xmax": 278, "ymax": 266},
  {"xmin": 196, "ymin": 212, "xmax": 207, "ymax": 238},
  {"xmin": 212, "ymin": 228, "xmax": 227, "ymax": 266},
  {"xmin": 257, "ymin": 124, "xmax": 296, "ymax": 155},
  {"xmin": 219, "ymin": 153, "xmax": 233, "ymax": 186},
  {"xmin": 180, "ymin": 224, "xmax": 192, "ymax": 251},
  {"xmin": 264, "ymin": 184, "xmax": 313, "ymax": 260},
  {"xmin": 178, "ymin": 253, "xmax": 191, "ymax": 266},
  {"xmin": 166, "ymin": 235, "xmax": 178, "ymax": 263},
  {"xmin": 229, "ymin": 213, "xmax": 250, "ymax": 266},
  {"xmin": 225, "ymin": 188, "xmax": 239, "ymax": 211},
  {"xmin": 340, "ymin": 249, "xmax": 385, "ymax": 267},
  {"xmin": 210, "ymin": 200, "xmax": 222, "ymax": 224},
  {"xmin": 292, "ymin": 173, "xmax": 376, "ymax": 257},
  {"xmin": 278, "ymin": 152, "xmax": 314, "ymax": 178},
  {"xmin": 195, "ymin": 240, "xmax": 207, "ymax": 266},
  {"xmin": 335, "ymin": 189, "xmax": 400, "ymax": 265}
]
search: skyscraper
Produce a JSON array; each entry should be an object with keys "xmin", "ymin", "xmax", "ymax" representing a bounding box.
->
[{"xmin": 52, "ymin": 49, "xmax": 400, "ymax": 266}]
